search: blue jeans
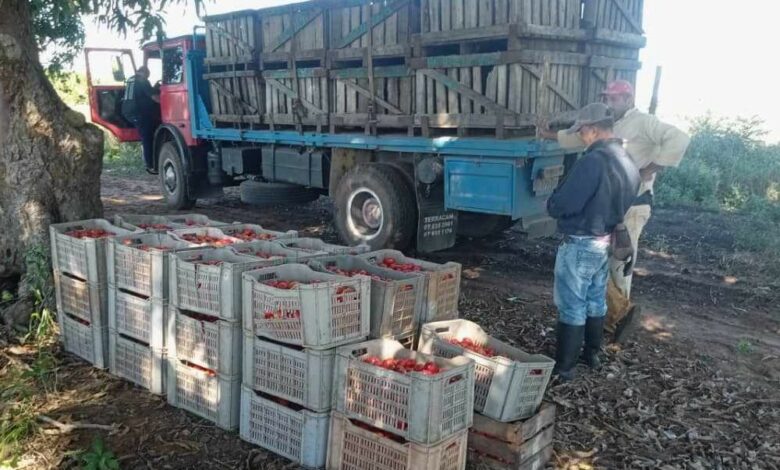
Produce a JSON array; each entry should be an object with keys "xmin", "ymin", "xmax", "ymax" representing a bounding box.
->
[{"xmin": 554, "ymin": 236, "xmax": 610, "ymax": 326}]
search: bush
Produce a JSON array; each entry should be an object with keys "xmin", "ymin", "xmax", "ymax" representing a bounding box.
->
[{"xmin": 655, "ymin": 115, "xmax": 780, "ymax": 255}]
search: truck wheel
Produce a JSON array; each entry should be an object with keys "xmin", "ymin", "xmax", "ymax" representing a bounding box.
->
[
  {"xmin": 159, "ymin": 142, "xmax": 197, "ymax": 210},
  {"xmin": 456, "ymin": 212, "xmax": 515, "ymax": 238},
  {"xmin": 239, "ymin": 180, "xmax": 320, "ymax": 206},
  {"xmin": 334, "ymin": 164, "xmax": 416, "ymax": 250}
]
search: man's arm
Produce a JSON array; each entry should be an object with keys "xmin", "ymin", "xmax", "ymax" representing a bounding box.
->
[
  {"xmin": 641, "ymin": 115, "xmax": 691, "ymax": 179},
  {"xmin": 535, "ymin": 120, "xmax": 585, "ymax": 149},
  {"xmin": 547, "ymin": 155, "xmax": 602, "ymax": 219}
]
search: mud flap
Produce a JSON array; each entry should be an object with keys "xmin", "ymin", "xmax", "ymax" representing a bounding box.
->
[{"xmin": 414, "ymin": 155, "xmax": 457, "ymax": 252}]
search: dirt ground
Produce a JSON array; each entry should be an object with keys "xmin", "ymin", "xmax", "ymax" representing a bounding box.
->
[{"xmin": 4, "ymin": 173, "xmax": 779, "ymax": 469}]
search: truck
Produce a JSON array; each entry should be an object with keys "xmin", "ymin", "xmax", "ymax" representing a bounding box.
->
[{"xmin": 85, "ymin": 0, "xmax": 645, "ymax": 252}]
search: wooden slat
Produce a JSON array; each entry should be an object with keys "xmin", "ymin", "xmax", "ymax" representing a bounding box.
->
[
  {"xmin": 478, "ymin": 0, "xmax": 493, "ymax": 27},
  {"xmin": 435, "ymin": 69, "xmax": 448, "ymax": 113},
  {"xmin": 265, "ymin": 78, "xmax": 324, "ymax": 114},
  {"xmin": 441, "ymin": 0, "xmax": 451, "ymax": 31},
  {"xmin": 520, "ymin": 62, "xmax": 579, "ymax": 109},
  {"xmin": 464, "ymin": 0, "xmax": 478, "ymax": 28},
  {"xmin": 399, "ymin": 76, "xmax": 412, "ymax": 114},
  {"xmin": 472, "ymin": 65, "xmax": 482, "ymax": 113},
  {"xmin": 460, "ymin": 67, "xmax": 473, "ymax": 113},
  {"xmin": 420, "ymin": 68, "xmax": 519, "ymax": 117},
  {"xmin": 340, "ymin": 79, "xmax": 405, "ymax": 114},
  {"xmin": 447, "ymin": 68, "xmax": 459, "ymax": 113},
  {"xmin": 608, "ymin": 0, "xmax": 643, "ymax": 33},
  {"xmin": 496, "ymin": 64, "xmax": 507, "ymax": 107},
  {"xmin": 334, "ymin": 1, "xmax": 409, "ymax": 48},
  {"xmin": 467, "ymin": 445, "xmax": 553, "ymax": 470},
  {"xmin": 508, "ymin": 62, "xmax": 522, "ymax": 112},
  {"xmin": 431, "ymin": 0, "xmax": 440, "ymax": 32},
  {"xmin": 468, "ymin": 426, "xmax": 554, "ymax": 465},
  {"xmin": 416, "ymin": 71, "xmax": 426, "ymax": 115},
  {"xmin": 268, "ymin": 8, "xmax": 322, "ymax": 52},
  {"xmin": 452, "ymin": 0, "xmax": 464, "ymax": 30}
]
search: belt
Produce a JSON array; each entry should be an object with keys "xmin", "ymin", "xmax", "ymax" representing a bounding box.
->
[{"xmin": 563, "ymin": 234, "xmax": 610, "ymax": 244}]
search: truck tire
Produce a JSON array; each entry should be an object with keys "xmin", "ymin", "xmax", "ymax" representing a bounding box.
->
[
  {"xmin": 239, "ymin": 180, "xmax": 320, "ymax": 206},
  {"xmin": 334, "ymin": 164, "xmax": 416, "ymax": 250},
  {"xmin": 456, "ymin": 212, "xmax": 515, "ymax": 238},
  {"xmin": 159, "ymin": 141, "xmax": 197, "ymax": 210}
]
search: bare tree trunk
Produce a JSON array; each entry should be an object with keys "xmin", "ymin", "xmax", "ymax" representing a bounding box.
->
[{"xmin": 0, "ymin": 0, "xmax": 104, "ymax": 278}]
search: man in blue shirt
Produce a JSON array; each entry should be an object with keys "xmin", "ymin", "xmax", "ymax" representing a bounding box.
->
[{"xmin": 547, "ymin": 103, "xmax": 640, "ymax": 381}]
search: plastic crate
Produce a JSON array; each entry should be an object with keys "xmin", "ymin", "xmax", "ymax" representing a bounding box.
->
[
  {"xmin": 112, "ymin": 214, "xmax": 187, "ymax": 232},
  {"xmin": 167, "ymin": 359, "xmax": 241, "ymax": 430},
  {"xmin": 167, "ymin": 307, "xmax": 241, "ymax": 376},
  {"xmin": 276, "ymin": 238, "xmax": 370, "ymax": 257},
  {"xmin": 60, "ymin": 313, "xmax": 108, "ymax": 369},
  {"xmin": 233, "ymin": 240, "xmax": 327, "ymax": 263},
  {"xmin": 169, "ymin": 248, "xmax": 270, "ymax": 321},
  {"xmin": 107, "ymin": 233, "xmax": 195, "ymax": 298},
  {"xmin": 169, "ymin": 227, "xmax": 243, "ymax": 248},
  {"xmin": 108, "ymin": 287, "xmax": 166, "ymax": 348},
  {"xmin": 50, "ymin": 219, "xmax": 135, "ymax": 283},
  {"xmin": 418, "ymin": 320, "xmax": 554, "ymax": 422},
  {"xmin": 358, "ymin": 250, "xmax": 461, "ymax": 323},
  {"xmin": 54, "ymin": 271, "xmax": 107, "ymax": 327},
  {"xmin": 240, "ymin": 387, "xmax": 330, "ymax": 469},
  {"xmin": 333, "ymin": 339, "xmax": 475, "ymax": 445},
  {"xmin": 165, "ymin": 214, "xmax": 232, "ymax": 227},
  {"xmin": 242, "ymin": 264, "xmax": 370, "ymax": 349},
  {"xmin": 108, "ymin": 331, "xmax": 165, "ymax": 395},
  {"xmin": 242, "ymin": 333, "xmax": 335, "ymax": 412},
  {"xmin": 327, "ymin": 412, "xmax": 468, "ymax": 470},
  {"xmin": 220, "ymin": 223, "xmax": 298, "ymax": 242},
  {"xmin": 309, "ymin": 256, "xmax": 425, "ymax": 339}
]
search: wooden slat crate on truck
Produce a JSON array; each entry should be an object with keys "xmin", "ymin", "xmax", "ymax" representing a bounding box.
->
[{"xmin": 86, "ymin": 0, "xmax": 645, "ymax": 254}]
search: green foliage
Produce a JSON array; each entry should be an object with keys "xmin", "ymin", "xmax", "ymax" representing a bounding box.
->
[
  {"xmin": 22, "ymin": 245, "xmax": 56, "ymax": 344},
  {"xmin": 0, "ymin": 349, "xmax": 58, "ymax": 465},
  {"xmin": 736, "ymin": 339, "xmax": 754, "ymax": 355},
  {"xmin": 80, "ymin": 438, "xmax": 119, "ymax": 470},
  {"xmin": 47, "ymin": 71, "xmax": 88, "ymax": 106},
  {"xmin": 103, "ymin": 136, "xmax": 145, "ymax": 176},
  {"xmin": 655, "ymin": 115, "xmax": 780, "ymax": 255},
  {"xmin": 31, "ymin": 0, "xmax": 205, "ymax": 73}
]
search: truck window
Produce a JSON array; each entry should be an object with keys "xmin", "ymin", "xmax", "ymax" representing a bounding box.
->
[{"xmin": 163, "ymin": 46, "xmax": 184, "ymax": 85}]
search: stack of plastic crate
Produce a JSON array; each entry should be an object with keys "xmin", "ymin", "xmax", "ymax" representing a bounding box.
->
[
  {"xmin": 106, "ymin": 232, "xmax": 195, "ymax": 394},
  {"xmin": 418, "ymin": 320, "xmax": 556, "ymax": 469},
  {"xmin": 274, "ymin": 237, "xmax": 371, "ymax": 257},
  {"xmin": 328, "ymin": 338, "xmax": 476, "ymax": 470},
  {"xmin": 240, "ymin": 264, "xmax": 371, "ymax": 469},
  {"xmin": 308, "ymin": 256, "xmax": 426, "ymax": 345},
  {"xmin": 50, "ymin": 219, "xmax": 134, "ymax": 368},
  {"xmin": 358, "ymin": 250, "xmax": 462, "ymax": 325},
  {"xmin": 165, "ymin": 247, "xmax": 273, "ymax": 430}
]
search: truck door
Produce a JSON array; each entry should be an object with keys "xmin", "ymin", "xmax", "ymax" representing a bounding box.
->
[
  {"xmin": 85, "ymin": 48, "xmax": 140, "ymax": 142},
  {"xmin": 159, "ymin": 45, "xmax": 197, "ymax": 146}
]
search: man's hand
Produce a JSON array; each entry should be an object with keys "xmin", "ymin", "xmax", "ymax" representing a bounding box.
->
[
  {"xmin": 536, "ymin": 118, "xmax": 558, "ymax": 140},
  {"xmin": 640, "ymin": 162, "xmax": 664, "ymax": 182}
]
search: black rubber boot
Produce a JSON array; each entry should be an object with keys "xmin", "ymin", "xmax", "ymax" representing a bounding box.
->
[
  {"xmin": 613, "ymin": 305, "xmax": 643, "ymax": 345},
  {"xmin": 553, "ymin": 322, "xmax": 585, "ymax": 382},
  {"xmin": 583, "ymin": 316, "xmax": 605, "ymax": 370}
]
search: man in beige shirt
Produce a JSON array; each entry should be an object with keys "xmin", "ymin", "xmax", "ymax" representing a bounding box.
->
[{"xmin": 539, "ymin": 80, "xmax": 691, "ymax": 343}]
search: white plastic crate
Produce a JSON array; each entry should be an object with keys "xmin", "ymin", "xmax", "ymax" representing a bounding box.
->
[
  {"xmin": 276, "ymin": 238, "xmax": 370, "ymax": 257},
  {"xmin": 112, "ymin": 214, "xmax": 186, "ymax": 231},
  {"xmin": 169, "ymin": 227, "xmax": 243, "ymax": 248},
  {"xmin": 60, "ymin": 313, "xmax": 108, "ymax": 369},
  {"xmin": 107, "ymin": 232, "xmax": 195, "ymax": 298},
  {"xmin": 233, "ymin": 240, "xmax": 327, "ymax": 263},
  {"xmin": 309, "ymin": 256, "xmax": 425, "ymax": 339},
  {"xmin": 169, "ymin": 248, "xmax": 270, "ymax": 320},
  {"xmin": 418, "ymin": 320, "xmax": 554, "ymax": 422},
  {"xmin": 242, "ymin": 264, "xmax": 370, "ymax": 349},
  {"xmin": 165, "ymin": 214, "xmax": 232, "ymax": 227},
  {"xmin": 358, "ymin": 250, "xmax": 462, "ymax": 323},
  {"xmin": 220, "ymin": 223, "xmax": 298, "ymax": 242},
  {"xmin": 242, "ymin": 333, "xmax": 335, "ymax": 412},
  {"xmin": 167, "ymin": 359, "xmax": 241, "ymax": 430},
  {"xmin": 54, "ymin": 271, "xmax": 107, "ymax": 327},
  {"xmin": 333, "ymin": 339, "xmax": 475, "ymax": 445},
  {"xmin": 240, "ymin": 386, "xmax": 330, "ymax": 469},
  {"xmin": 108, "ymin": 287, "xmax": 166, "ymax": 348},
  {"xmin": 167, "ymin": 307, "xmax": 241, "ymax": 376},
  {"xmin": 108, "ymin": 331, "xmax": 165, "ymax": 395},
  {"xmin": 50, "ymin": 219, "xmax": 135, "ymax": 283},
  {"xmin": 327, "ymin": 412, "xmax": 468, "ymax": 470}
]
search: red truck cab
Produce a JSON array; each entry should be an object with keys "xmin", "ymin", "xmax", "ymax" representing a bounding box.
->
[{"xmin": 86, "ymin": 35, "xmax": 210, "ymax": 210}]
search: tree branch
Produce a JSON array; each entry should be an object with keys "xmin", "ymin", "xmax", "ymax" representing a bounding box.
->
[{"xmin": 38, "ymin": 415, "xmax": 117, "ymax": 434}]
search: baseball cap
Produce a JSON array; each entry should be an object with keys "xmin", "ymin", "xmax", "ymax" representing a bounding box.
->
[
  {"xmin": 600, "ymin": 80, "xmax": 634, "ymax": 96},
  {"xmin": 564, "ymin": 103, "xmax": 614, "ymax": 134}
]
